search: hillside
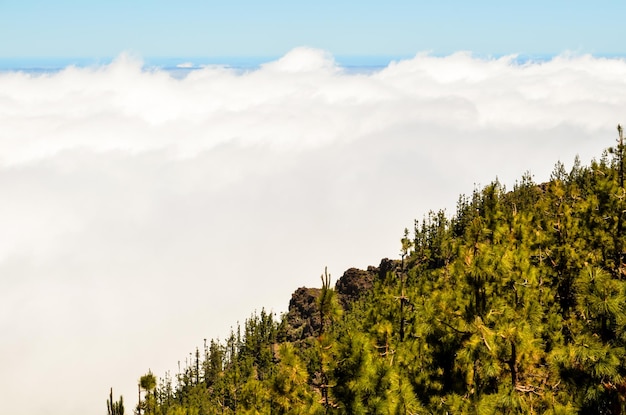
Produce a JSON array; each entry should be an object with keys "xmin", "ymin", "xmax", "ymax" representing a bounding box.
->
[{"xmin": 113, "ymin": 128, "xmax": 626, "ymax": 415}]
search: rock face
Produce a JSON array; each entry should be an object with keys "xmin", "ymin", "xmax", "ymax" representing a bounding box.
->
[
  {"xmin": 334, "ymin": 267, "xmax": 375, "ymax": 310},
  {"xmin": 284, "ymin": 287, "xmax": 322, "ymax": 341},
  {"xmin": 283, "ymin": 259, "xmax": 400, "ymax": 342},
  {"xmin": 377, "ymin": 258, "xmax": 399, "ymax": 280}
]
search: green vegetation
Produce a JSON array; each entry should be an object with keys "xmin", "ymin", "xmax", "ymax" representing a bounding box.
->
[
  {"xmin": 107, "ymin": 388, "xmax": 125, "ymax": 415},
  {"xmin": 113, "ymin": 126, "xmax": 626, "ymax": 414}
]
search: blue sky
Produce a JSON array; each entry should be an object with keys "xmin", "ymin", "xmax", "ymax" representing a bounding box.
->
[{"xmin": 2, "ymin": 0, "xmax": 626, "ymax": 58}]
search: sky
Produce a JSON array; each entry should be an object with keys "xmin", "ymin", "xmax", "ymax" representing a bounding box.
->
[
  {"xmin": 1, "ymin": 2, "xmax": 626, "ymax": 415},
  {"xmin": 2, "ymin": 1, "xmax": 626, "ymax": 58}
]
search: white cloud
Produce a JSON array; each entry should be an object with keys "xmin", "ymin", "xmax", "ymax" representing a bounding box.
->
[{"xmin": 0, "ymin": 46, "xmax": 624, "ymax": 415}]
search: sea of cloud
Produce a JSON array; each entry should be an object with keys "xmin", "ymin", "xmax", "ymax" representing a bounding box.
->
[{"xmin": 0, "ymin": 47, "xmax": 624, "ymax": 415}]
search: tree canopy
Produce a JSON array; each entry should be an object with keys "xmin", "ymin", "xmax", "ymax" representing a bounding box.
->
[{"xmin": 114, "ymin": 128, "xmax": 626, "ymax": 414}]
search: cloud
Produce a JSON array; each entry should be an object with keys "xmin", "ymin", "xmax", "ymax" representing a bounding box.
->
[{"xmin": 1, "ymin": 47, "xmax": 624, "ymax": 415}]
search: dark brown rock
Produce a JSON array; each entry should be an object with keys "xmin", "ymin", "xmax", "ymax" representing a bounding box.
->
[
  {"xmin": 284, "ymin": 287, "xmax": 321, "ymax": 342},
  {"xmin": 335, "ymin": 268, "xmax": 375, "ymax": 310},
  {"xmin": 378, "ymin": 258, "xmax": 400, "ymax": 279}
]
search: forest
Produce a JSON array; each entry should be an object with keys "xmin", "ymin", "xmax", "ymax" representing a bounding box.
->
[{"xmin": 108, "ymin": 126, "xmax": 626, "ymax": 415}]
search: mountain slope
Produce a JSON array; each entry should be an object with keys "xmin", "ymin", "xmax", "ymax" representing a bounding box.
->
[{"xmin": 126, "ymin": 131, "xmax": 626, "ymax": 415}]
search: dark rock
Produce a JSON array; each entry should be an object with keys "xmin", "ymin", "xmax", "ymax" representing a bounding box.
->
[
  {"xmin": 335, "ymin": 268, "xmax": 375, "ymax": 310},
  {"xmin": 282, "ymin": 259, "xmax": 399, "ymax": 342},
  {"xmin": 284, "ymin": 287, "xmax": 321, "ymax": 342},
  {"xmin": 378, "ymin": 258, "xmax": 400, "ymax": 279}
]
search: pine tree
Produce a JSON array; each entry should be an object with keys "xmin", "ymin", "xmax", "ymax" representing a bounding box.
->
[
  {"xmin": 316, "ymin": 267, "xmax": 342, "ymax": 413},
  {"xmin": 270, "ymin": 343, "xmax": 319, "ymax": 415},
  {"xmin": 139, "ymin": 371, "xmax": 157, "ymax": 415},
  {"xmin": 107, "ymin": 388, "xmax": 125, "ymax": 415},
  {"xmin": 127, "ymin": 128, "xmax": 626, "ymax": 415}
]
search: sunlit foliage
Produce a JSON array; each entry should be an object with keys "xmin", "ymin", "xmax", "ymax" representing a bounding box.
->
[{"xmin": 118, "ymin": 129, "xmax": 626, "ymax": 414}]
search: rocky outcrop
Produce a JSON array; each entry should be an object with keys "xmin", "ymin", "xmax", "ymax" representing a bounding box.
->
[
  {"xmin": 284, "ymin": 287, "xmax": 322, "ymax": 341},
  {"xmin": 334, "ymin": 267, "xmax": 375, "ymax": 310},
  {"xmin": 282, "ymin": 259, "xmax": 401, "ymax": 342},
  {"xmin": 377, "ymin": 258, "xmax": 399, "ymax": 279}
]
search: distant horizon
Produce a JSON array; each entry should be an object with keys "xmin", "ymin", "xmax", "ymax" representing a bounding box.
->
[{"xmin": 3, "ymin": 50, "xmax": 625, "ymax": 73}]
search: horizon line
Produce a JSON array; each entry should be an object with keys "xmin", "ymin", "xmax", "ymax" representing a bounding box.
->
[{"xmin": 2, "ymin": 51, "xmax": 626, "ymax": 72}]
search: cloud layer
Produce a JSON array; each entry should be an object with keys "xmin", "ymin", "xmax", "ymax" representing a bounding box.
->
[{"xmin": 1, "ymin": 47, "xmax": 624, "ymax": 415}]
